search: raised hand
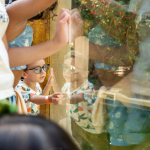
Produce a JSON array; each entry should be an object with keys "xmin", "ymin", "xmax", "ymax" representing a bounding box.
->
[
  {"xmin": 71, "ymin": 8, "xmax": 83, "ymax": 44},
  {"xmin": 53, "ymin": 8, "xmax": 71, "ymax": 50},
  {"xmin": 48, "ymin": 68, "xmax": 56, "ymax": 85}
]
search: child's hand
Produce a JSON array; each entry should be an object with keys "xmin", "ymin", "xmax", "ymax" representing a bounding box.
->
[
  {"xmin": 48, "ymin": 68, "xmax": 56, "ymax": 86},
  {"xmin": 53, "ymin": 8, "xmax": 71, "ymax": 50},
  {"xmin": 57, "ymin": 93, "xmax": 70, "ymax": 105},
  {"xmin": 43, "ymin": 68, "xmax": 58, "ymax": 96},
  {"xmin": 71, "ymin": 9, "xmax": 83, "ymax": 44},
  {"xmin": 47, "ymin": 69, "xmax": 52, "ymax": 85},
  {"xmin": 50, "ymin": 92, "xmax": 60, "ymax": 105}
]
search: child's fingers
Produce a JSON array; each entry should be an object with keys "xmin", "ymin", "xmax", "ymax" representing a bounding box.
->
[
  {"xmin": 60, "ymin": 92, "xmax": 68, "ymax": 98},
  {"xmin": 53, "ymin": 92, "xmax": 61, "ymax": 97},
  {"xmin": 49, "ymin": 68, "xmax": 51, "ymax": 74},
  {"xmin": 57, "ymin": 93, "xmax": 66, "ymax": 99},
  {"xmin": 51, "ymin": 68, "xmax": 54, "ymax": 76},
  {"xmin": 58, "ymin": 97, "xmax": 70, "ymax": 105},
  {"xmin": 48, "ymin": 71, "xmax": 53, "ymax": 81},
  {"xmin": 49, "ymin": 68, "xmax": 52, "ymax": 76},
  {"xmin": 49, "ymin": 76, "xmax": 53, "ymax": 81}
]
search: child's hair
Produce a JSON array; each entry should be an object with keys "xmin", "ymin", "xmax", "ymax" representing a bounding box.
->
[
  {"xmin": 0, "ymin": 114, "xmax": 80, "ymax": 150},
  {"xmin": 5, "ymin": 0, "xmax": 58, "ymax": 20},
  {"xmin": 64, "ymin": 50, "xmax": 89, "ymax": 71}
]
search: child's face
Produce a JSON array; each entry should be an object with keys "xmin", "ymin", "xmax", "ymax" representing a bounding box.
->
[
  {"xmin": 23, "ymin": 59, "xmax": 47, "ymax": 83},
  {"xmin": 63, "ymin": 58, "xmax": 87, "ymax": 82}
]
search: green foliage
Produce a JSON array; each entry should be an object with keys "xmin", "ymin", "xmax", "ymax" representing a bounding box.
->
[
  {"xmin": 72, "ymin": 0, "xmax": 150, "ymax": 66},
  {"xmin": 0, "ymin": 99, "xmax": 17, "ymax": 116}
]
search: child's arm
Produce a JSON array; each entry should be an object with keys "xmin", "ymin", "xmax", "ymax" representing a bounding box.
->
[
  {"xmin": 60, "ymin": 86, "xmax": 96, "ymax": 105},
  {"xmin": 59, "ymin": 93, "xmax": 87, "ymax": 105},
  {"xmin": 2, "ymin": 9, "xmax": 70, "ymax": 68},
  {"xmin": 29, "ymin": 93, "xmax": 60, "ymax": 105},
  {"xmin": 17, "ymin": 82, "xmax": 60, "ymax": 105},
  {"xmin": 69, "ymin": 94, "xmax": 86, "ymax": 104}
]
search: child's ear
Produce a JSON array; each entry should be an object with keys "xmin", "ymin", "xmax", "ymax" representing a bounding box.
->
[{"xmin": 22, "ymin": 71, "xmax": 27, "ymax": 79}]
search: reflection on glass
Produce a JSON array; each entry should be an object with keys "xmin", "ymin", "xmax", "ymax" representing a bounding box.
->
[{"xmin": 50, "ymin": 0, "xmax": 150, "ymax": 150}]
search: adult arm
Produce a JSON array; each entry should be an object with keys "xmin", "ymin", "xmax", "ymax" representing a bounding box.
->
[
  {"xmin": 6, "ymin": 0, "xmax": 57, "ymax": 24},
  {"xmin": 2, "ymin": 8, "xmax": 70, "ymax": 68}
]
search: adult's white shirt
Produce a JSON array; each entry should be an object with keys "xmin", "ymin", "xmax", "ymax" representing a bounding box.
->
[{"xmin": 0, "ymin": 0, "xmax": 14, "ymax": 100}]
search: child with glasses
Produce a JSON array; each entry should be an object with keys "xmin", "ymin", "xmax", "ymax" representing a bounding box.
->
[
  {"xmin": 17, "ymin": 59, "xmax": 60, "ymax": 115},
  {"xmin": 50, "ymin": 51, "xmax": 109, "ymax": 150}
]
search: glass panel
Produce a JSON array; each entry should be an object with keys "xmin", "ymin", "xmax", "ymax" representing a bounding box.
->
[{"xmin": 50, "ymin": 0, "xmax": 150, "ymax": 149}]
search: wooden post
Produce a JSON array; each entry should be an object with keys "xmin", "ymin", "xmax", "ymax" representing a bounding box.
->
[
  {"xmin": 49, "ymin": 0, "xmax": 71, "ymax": 123},
  {"xmin": 75, "ymin": 36, "xmax": 89, "ymax": 80}
]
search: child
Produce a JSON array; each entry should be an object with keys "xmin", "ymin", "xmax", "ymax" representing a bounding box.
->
[
  {"xmin": 4, "ymin": 0, "xmax": 70, "ymax": 88},
  {"xmin": 50, "ymin": 51, "xmax": 109, "ymax": 150},
  {"xmin": 17, "ymin": 59, "xmax": 60, "ymax": 115}
]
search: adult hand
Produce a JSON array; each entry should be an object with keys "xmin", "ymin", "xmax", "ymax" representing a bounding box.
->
[
  {"xmin": 71, "ymin": 8, "xmax": 83, "ymax": 44},
  {"xmin": 53, "ymin": 8, "xmax": 71, "ymax": 50}
]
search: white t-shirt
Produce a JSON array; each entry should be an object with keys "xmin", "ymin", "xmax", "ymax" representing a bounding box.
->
[{"xmin": 0, "ymin": 0, "xmax": 14, "ymax": 100}]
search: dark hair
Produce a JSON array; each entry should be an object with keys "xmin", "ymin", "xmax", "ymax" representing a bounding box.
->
[
  {"xmin": 0, "ymin": 114, "xmax": 80, "ymax": 150},
  {"xmin": 5, "ymin": 0, "xmax": 58, "ymax": 20}
]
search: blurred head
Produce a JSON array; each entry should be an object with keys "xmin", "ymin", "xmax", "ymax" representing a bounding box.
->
[
  {"xmin": 22, "ymin": 59, "xmax": 49, "ymax": 83},
  {"xmin": 5, "ymin": 0, "xmax": 58, "ymax": 20},
  {"xmin": 62, "ymin": 51, "xmax": 88, "ymax": 82},
  {"xmin": 0, "ymin": 114, "xmax": 80, "ymax": 150}
]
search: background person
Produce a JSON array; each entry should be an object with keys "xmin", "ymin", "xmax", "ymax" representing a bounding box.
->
[{"xmin": 0, "ymin": 114, "xmax": 81, "ymax": 150}]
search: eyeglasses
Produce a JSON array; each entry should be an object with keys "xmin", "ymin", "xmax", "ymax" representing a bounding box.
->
[
  {"xmin": 25, "ymin": 64, "xmax": 49, "ymax": 74},
  {"xmin": 60, "ymin": 64, "xmax": 76, "ymax": 73}
]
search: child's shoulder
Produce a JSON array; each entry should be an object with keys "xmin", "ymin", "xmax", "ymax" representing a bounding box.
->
[
  {"xmin": 83, "ymin": 80, "xmax": 94, "ymax": 90},
  {"xmin": 87, "ymin": 80, "xmax": 94, "ymax": 88},
  {"xmin": 17, "ymin": 80, "xmax": 30, "ymax": 91},
  {"xmin": 17, "ymin": 80, "xmax": 26, "ymax": 87}
]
